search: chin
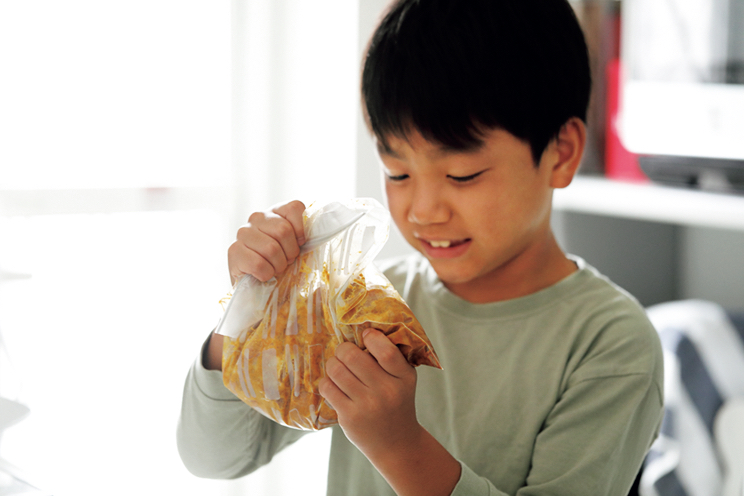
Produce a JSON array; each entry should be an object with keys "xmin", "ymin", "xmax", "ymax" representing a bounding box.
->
[{"xmin": 428, "ymin": 262, "xmax": 478, "ymax": 286}]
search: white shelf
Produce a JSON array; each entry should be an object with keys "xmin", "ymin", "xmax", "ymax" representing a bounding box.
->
[{"xmin": 553, "ymin": 176, "xmax": 744, "ymax": 231}]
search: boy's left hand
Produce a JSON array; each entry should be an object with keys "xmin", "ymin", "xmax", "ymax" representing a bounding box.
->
[{"xmin": 319, "ymin": 328, "xmax": 421, "ymax": 457}]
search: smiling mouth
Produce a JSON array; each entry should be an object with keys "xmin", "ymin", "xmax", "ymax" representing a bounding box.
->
[{"xmin": 427, "ymin": 239, "xmax": 469, "ymax": 248}]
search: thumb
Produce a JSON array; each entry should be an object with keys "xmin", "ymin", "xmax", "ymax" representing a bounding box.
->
[{"xmin": 363, "ymin": 328, "xmax": 412, "ymax": 378}]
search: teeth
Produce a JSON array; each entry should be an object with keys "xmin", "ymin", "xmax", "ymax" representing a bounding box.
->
[{"xmin": 430, "ymin": 240, "xmax": 452, "ymax": 248}]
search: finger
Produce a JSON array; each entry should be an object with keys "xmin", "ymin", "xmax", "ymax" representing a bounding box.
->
[
  {"xmin": 228, "ymin": 242, "xmax": 278, "ymax": 283},
  {"xmin": 246, "ymin": 207, "xmax": 299, "ymax": 260},
  {"xmin": 248, "ymin": 211, "xmax": 302, "ymax": 265},
  {"xmin": 271, "ymin": 200, "xmax": 306, "ymax": 246},
  {"xmin": 324, "ymin": 352, "xmax": 372, "ymax": 400},
  {"xmin": 363, "ymin": 328, "xmax": 412, "ymax": 378},
  {"xmin": 231, "ymin": 228, "xmax": 290, "ymax": 281},
  {"xmin": 319, "ymin": 365, "xmax": 352, "ymax": 407},
  {"xmin": 317, "ymin": 381, "xmax": 336, "ymax": 411},
  {"xmin": 334, "ymin": 341, "xmax": 384, "ymax": 388}
]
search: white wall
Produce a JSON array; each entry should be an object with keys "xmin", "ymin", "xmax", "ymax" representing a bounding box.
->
[
  {"xmin": 679, "ymin": 227, "xmax": 744, "ymax": 310},
  {"xmin": 553, "ymin": 211, "xmax": 744, "ymax": 311}
]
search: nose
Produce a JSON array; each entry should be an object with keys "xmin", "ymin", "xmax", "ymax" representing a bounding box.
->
[{"xmin": 407, "ymin": 183, "xmax": 450, "ymax": 225}]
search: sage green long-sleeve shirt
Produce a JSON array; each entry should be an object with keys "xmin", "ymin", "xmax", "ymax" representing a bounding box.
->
[{"xmin": 177, "ymin": 254, "xmax": 663, "ymax": 495}]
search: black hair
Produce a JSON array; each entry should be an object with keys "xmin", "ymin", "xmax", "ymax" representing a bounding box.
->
[{"xmin": 361, "ymin": 0, "xmax": 591, "ymax": 163}]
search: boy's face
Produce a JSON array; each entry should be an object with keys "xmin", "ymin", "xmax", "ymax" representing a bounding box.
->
[{"xmin": 377, "ymin": 128, "xmax": 567, "ymax": 303}]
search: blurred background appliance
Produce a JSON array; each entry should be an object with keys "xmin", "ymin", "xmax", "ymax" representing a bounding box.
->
[{"xmin": 619, "ymin": 0, "xmax": 744, "ymax": 191}]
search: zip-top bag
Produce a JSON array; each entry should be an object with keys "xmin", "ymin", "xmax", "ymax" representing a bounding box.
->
[{"xmin": 216, "ymin": 198, "xmax": 441, "ymax": 431}]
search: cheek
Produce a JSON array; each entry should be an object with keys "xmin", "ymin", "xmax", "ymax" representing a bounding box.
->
[
  {"xmin": 384, "ymin": 185, "xmax": 406, "ymax": 224},
  {"xmin": 501, "ymin": 190, "xmax": 553, "ymax": 238}
]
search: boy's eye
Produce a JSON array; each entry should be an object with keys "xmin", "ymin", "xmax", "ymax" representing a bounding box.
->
[
  {"xmin": 448, "ymin": 170, "xmax": 486, "ymax": 183},
  {"xmin": 386, "ymin": 173, "xmax": 409, "ymax": 182}
]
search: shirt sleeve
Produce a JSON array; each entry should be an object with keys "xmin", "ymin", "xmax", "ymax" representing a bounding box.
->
[
  {"xmin": 176, "ymin": 335, "xmax": 307, "ymax": 479},
  {"xmin": 451, "ymin": 461, "xmax": 506, "ymax": 496},
  {"xmin": 448, "ymin": 372, "xmax": 662, "ymax": 496},
  {"xmin": 518, "ymin": 372, "xmax": 662, "ymax": 495}
]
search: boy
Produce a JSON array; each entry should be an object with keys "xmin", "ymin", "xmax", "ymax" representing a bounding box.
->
[{"xmin": 177, "ymin": 0, "xmax": 664, "ymax": 494}]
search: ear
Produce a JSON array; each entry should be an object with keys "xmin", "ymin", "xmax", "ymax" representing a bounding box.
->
[{"xmin": 542, "ymin": 117, "xmax": 586, "ymax": 189}]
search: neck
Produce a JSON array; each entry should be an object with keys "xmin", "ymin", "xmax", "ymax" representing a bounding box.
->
[{"xmin": 445, "ymin": 231, "xmax": 577, "ymax": 304}]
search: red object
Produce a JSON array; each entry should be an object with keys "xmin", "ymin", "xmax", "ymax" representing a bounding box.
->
[{"xmin": 605, "ymin": 58, "xmax": 648, "ymax": 182}]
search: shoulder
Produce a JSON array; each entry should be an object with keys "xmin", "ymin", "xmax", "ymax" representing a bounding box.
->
[
  {"xmin": 565, "ymin": 256, "xmax": 652, "ymax": 328},
  {"xmin": 562, "ymin": 258, "xmax": 663, "ymax": 391}
]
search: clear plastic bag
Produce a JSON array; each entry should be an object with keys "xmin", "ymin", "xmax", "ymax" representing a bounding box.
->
[{"xmin": 216, "ymin": 198, "xmax": 441, "ymax": 431}]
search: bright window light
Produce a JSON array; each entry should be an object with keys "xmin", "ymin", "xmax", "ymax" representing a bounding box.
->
[
  {"xmin": 0, "ymin": 1, "xmax": 230, "ymax": 189},
  {"xmin": 0, "ymin": 1, "xmax": 360, "ymax": 495}
]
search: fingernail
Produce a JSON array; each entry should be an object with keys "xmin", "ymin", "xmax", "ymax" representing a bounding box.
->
[
  {"xmin": 297, "ymin": 236, "xmax": 306, "ymax": 245},
  {"xmin": 362, "ymin": 328, "xmax": 372, "ymax": 339}
]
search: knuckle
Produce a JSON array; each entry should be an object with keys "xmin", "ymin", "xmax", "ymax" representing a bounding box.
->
[
  {"xmin": 376, "ymin": 346, "xmax": 399, "ymax": 364},
  {"xmin": 235, "ymin": 225, "xmax": 251, "ymax": 241},
  {"xmin": 247, "ymin": 211, "xmax": 265, "ymax": 224},
  {"xmin": 286, "ymin": 200, "xmax": 306, "ymax": 215},
  {"xmin": 264, "ymin": 240, "xmax": 282, "ymax": 258},
  {"xmin": 244, "ymin": 255, "xmax": 274, "ymax": 282},
  {"xmin": 275, "ymin": 220, "xmax": 295, "ymax": 239},
  {"xmin": 325, "ymin": 356, "xmax": 342, "ymax": 376},
  {"xmin": 286, "ymin": 246, "xmax": 300, "ymax": 261},
  {"xmin": 335, "ymin": 342, "xmax": 356, "ymax": 361}
]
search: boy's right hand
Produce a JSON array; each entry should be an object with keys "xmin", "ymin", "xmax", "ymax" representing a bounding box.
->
[
  {"xmin": 206, "ymin": 200, "xmax": 305, "ymax": 372},
  {"xmin": 227, "ymin": 200, "xmax": 306, "ymax": 286}
]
